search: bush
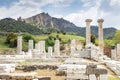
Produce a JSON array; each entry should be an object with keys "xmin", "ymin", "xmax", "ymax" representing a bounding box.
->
[
  {"xmin": 45, "ymin": 38, "xmax": 55, "ymax": 51},
  {"xmin": 23, "ymin": 33, "xmax": 36, "ymax": 42}
]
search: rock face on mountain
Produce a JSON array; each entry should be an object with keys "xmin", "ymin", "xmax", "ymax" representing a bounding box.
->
[
  {"xmin": 24, "ymin": 12, "xmax": 117, "ymax": 39},
  {"xmin": 24, "ymin": 12, "xmax": 78, "ymax": 29},
  {"xmin": 24, "ymin": 12, "xmax": 54, "ymax": 28}
]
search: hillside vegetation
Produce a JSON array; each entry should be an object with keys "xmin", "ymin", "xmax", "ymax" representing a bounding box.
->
[{"xmin": 0, "ymin": 18, "xmax": 43, "ymax": 35}]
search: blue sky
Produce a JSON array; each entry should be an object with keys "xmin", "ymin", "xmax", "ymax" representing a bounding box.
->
[{"xmin": 0, "ymin": 0, "xmax": 120, "ymax": 29}]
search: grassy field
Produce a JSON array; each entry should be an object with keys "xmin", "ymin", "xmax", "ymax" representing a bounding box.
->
[
  {"xmin": 0, "ymin": 36, "xmax": 9, "ymax": 49},
  {"xmin": 35, "ymin": 33, "xmax": 85, "ymax": 42},
  {"xmin": 0, "ymin": 33, "xmax": 85, "ymax": 51}
]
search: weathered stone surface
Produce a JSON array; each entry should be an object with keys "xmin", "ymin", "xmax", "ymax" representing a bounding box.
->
[
  {"xmin": 99, "ymin": 74, "xmax": 108, "ymax": 80},
  {"xmin": 16, "ymin": 65, "xmax": 58, "ymax": 72},
  {"xmin": 86, "ymin": 68, "xmax": 108, "ymax": 75},
  {"xmin": 86, "ymin": 64, "xmax": 97, "ymax": 69},
  {"xmin": 89, "ymin": 74, "xmax": 97, "ymax": 80},
  {"xmin": 86, "ymin": 64, "xmax": 108, "ymax": 75}
]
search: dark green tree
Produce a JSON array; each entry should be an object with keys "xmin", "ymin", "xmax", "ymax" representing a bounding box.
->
[
  {"xmin": 91, "ymin": 34, "xmax": 96, "ymax": 44},
  {"xmin": 6, "ymin": 32, "xmax": 17, "ymax": 47}
]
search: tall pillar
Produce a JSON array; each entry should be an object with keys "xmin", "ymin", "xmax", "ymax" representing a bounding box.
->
[
  {"xmin": 97, "ymin": 19, "xmax": 104, "ymax": 53},
  {"xmin": 70, "ymin": 39, "xmax": 76, "ymax": 55},
  {"xmin": 17, "ymin": 36, "xmax": 22, "ymax": 54},
  {"xmin": 85, "ymin": 19, "xmax": 92, "ymax": 46}
]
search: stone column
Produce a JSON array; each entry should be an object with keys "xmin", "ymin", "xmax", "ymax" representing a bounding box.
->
[
  {"xmin": 28, "ymin": 40, "xmax": 34, "ymax": 51},
  {"xmin": 70, "ymin": 39, "xmax": 76, "ymax": 55},
  {"xmin": 54, "ymin": 40, "xmax": 60, "ymax": 56},
  {"xmin": 117, "ymin": 43, "xmax": 120, "ymax": 60},
  {"xmin": 39, "ymin": 41, "xmax": 46, "ymax": 54},
  {"xmin": 111, "ymin": 48, "xmax": 117, "ymax": 60},
  {"xmin": 17, "ymin": 36, "xmax": 22, "ymax": 54},
  {"xmin": 47, "ymin": 47, "xmax": 53, "ymax": 58},
  {"xmin": 35, "ymin": 43, "xmax": 40, "ymax": 55},
  {"xmin": 85, "ymin": 19, "xmax": 92, "ymax": 46},
  {"xmin": 97, "ymin": 19, "xmax": 104, "ymax": 53}
]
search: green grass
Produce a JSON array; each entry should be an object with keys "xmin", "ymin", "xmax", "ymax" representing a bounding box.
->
[
  {"xmin": 0, "ymin": 33, "xmax": 85, "ymax": 51},
  {"xmin": 108, "ymin": 76, "xmax": 120, "ymax": 80},
  {"xmin": 0, "ymin": 36, "xmax": 11, "ymax": 49},
  {"xmin": 35, "ymin": 33, "xmax": 85, "ymax": 43}
]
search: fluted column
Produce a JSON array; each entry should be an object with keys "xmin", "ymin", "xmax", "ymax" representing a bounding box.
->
[
  {"xmin": 97, "ymin": 19, "xmax": 104, "ymax": 53},
  {"xmin": 85, "ymin": 19, "xmax": 92, "ymax": 46}
]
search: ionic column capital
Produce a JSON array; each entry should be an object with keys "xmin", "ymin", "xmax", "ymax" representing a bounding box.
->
[
  {"xmin": 85, "ymin": 19, "xmax": 92, "ymax": 22},
  {"xmin": 97, "ymin": 19, "xmax": 104, "ymax": 23}
]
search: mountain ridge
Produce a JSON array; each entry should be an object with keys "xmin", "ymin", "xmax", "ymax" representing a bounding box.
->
[{"xmin": 24, "ymin": 12, "xmax": 117, "ymax": 39}]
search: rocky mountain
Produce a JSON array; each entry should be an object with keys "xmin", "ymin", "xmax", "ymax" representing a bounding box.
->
[{"xmin": 24, "ymin": 12, "xmax": 117, "ymax": 39}]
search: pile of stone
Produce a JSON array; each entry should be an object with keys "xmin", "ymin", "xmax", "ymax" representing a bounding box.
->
[
  {"xmin": 16, "ymin": 65, "xmax": 58, "ymax": 72},
  {"xmin": 86, "ymin": 64, "xmax": 108, "ymax": 80},
  {"xmin": 0, "ymin": 72, "xmax": 37, "ymax": 80}
]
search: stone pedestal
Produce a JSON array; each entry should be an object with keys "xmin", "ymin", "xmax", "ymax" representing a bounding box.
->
[
  {"xmin": 97, "ymin": 19, "xmax": 104, "ymax": 53},
  {"xmin": 85, "ymin": 19, "xmax": 92, "ymax": 46},
  {"xmin": 17, "ymin": 36, "xmax": 22, "ymax": 54},
  {"xmin": 54, "ymin": 40, "xmax": 60, "ymax": 56}
]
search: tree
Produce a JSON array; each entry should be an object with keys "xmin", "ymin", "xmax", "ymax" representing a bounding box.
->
[
  {"xmin": 91, "ymin": 34, "xmax": 96, "ymax": 44},
  {"xmin": 113, "ymin": 30, "xmax": 120, "ymax": 44},
  {"xmin": 23, "ymin": 33, "xmax": 35, "ymax": 42},
  {"xmin": 6, "ymin": 32, "xmax": 17, "ymax": 47}
]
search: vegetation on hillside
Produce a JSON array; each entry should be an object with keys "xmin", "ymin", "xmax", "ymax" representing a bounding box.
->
[{"xmin": 0, "ymin": 18, "xmax": 43, "ymax": 35}]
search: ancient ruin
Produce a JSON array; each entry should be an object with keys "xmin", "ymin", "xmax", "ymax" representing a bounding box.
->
[{"xmin": 0, "ymin": 19, "xmax": 120, "ymax": 80}]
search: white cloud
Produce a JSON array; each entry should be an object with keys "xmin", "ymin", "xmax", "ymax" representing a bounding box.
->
[
  {"xmin": 64, "ymin": 7, "xmax": 98, "ymax": 27},
  {"xmin": 64, "ymin": 0, "xmax": 103, "ymax": 27},
  {"xmin": 110, "ymin": 0, "xmax": 120, "ymax": 6},
  {"xmin": 52, "ymin": 14, "xmax": 63, "ymax": 18},
  {"xmin": 0, "ymin": 0, "xmax": 73, "ymax": 19}
]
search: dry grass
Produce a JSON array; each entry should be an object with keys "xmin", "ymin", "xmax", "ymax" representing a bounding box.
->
[{"xmin": 36, "ymin": 69, "xmax": 65, "ymax": 80}]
